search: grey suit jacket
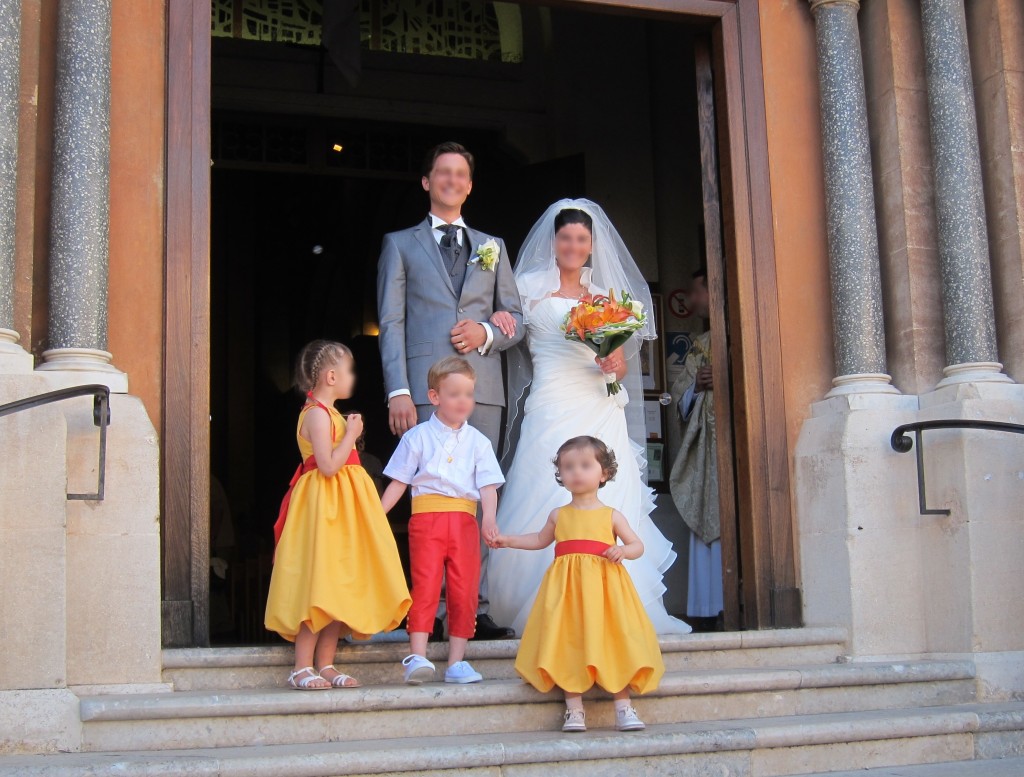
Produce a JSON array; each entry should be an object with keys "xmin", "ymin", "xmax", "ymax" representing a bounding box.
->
[{"xmin": 377, "ymin": 218, "xmax": 525, "ymax": 407}]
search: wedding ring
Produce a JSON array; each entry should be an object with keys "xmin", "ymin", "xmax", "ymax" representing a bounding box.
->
[{"xmin": 460, "ymin": 341, "xmax": 466, "ymax": 348}]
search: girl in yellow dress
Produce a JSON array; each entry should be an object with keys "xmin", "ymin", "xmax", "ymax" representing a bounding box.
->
[
  {"xmin": 492, "ymin": 435, "xmax": 665, "ymax": 732},
  {"xmin": 265, "ymin": 340, "xmax": 411, "ymax": 690}
]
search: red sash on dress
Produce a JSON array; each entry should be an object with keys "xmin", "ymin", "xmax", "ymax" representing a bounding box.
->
[
  {"xmin": 273, "ymin": 396, "xmax": 361, "ymax": 549},
  {"xmin": 554, "ymin": 539, "xmax": 612, "ymax": 558}
]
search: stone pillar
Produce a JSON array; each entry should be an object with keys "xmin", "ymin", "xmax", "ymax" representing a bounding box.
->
[
  {"xmin": 807, "ymin": 0, "xmax": 896, "ymax": 396},
  {"xmin": 0, "ymin": 0, "xmax": 30, "ymax": 371},
  {"xmin": 36, "ymin": 0, "xmax": 124, "ymax": 389},
  {"xmin": 920, "ymin": 0, "xmax": 1010, "ymax": 386}
]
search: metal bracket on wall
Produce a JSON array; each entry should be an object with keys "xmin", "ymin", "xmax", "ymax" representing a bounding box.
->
[
  {"xmin": 0, "ymin": 384, "xmax": 111, "ymax": 501},
  {"xmin": 890, "ymin": 420, "xmax": 1024, "ymax": 516}
]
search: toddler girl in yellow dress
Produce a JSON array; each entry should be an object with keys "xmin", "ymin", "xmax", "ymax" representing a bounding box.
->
[
  {"xmin": 265, "ymin": 340, "xmax": 411, "ymax": 689},
  {"xmin": 491, "ymin": 435, "xmax": 665, "ymax": 732}
]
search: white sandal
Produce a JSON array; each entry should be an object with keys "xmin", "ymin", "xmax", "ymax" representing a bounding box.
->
[
  {"xmin": 318, "ymin": 665, "xmax": 362, "ymax": 688},
  {"xmin": 287, "ymin": 666, "xmax": 330, "ymax": 690}
]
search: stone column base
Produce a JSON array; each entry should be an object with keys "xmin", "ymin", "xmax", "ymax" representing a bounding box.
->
[
  {"xmin": 937, "ymin": 361, "xmax": 1013, "ymax": 387},
  {"xmin": 826, "ymin": 372, "xmax": 900, "ymax": 397},
  {"xmin": 795, "ymin": 390, "xmax": 924, "ymax": 656},
  {"xmin": 915, "ymin": 380, "xmax": 1024, "ymax": 661},
  {"xmin": 0, "ymin": 378, "xmax": 161, "ymax": 754},
  {"xmin": 797, "ymin": 380, "xmax": 1024, "ymax": 666},
  {"xmin": 36, "ymin": 347, "xmax": 128, "ymax": 392},
  {"xmin": 0, "ymin": 328, "xmax": 33, "ymax": 373}
]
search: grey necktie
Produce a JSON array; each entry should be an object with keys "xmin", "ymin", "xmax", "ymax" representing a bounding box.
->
[{"xmin": 436, "ymin": 223, "xmax": 461, "ymax": 273}]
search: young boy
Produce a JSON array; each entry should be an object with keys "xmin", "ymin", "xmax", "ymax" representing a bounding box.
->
[{"xmin": 381, "ymin": 356, "xmax": 504, "ymax": 684}]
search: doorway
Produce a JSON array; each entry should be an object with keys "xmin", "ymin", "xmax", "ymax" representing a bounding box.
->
[
  {"xmin": 207, "ymin": 132, "xmax": 584, "ymax": 642},
  {"xmin": 163, "ymin": 0, "xmax": 798, "ymax": 647}
]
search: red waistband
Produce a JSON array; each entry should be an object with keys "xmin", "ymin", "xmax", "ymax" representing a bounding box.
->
[
  {"xmin": 273, "ymin": 449, "xmax": 361, "ymax": 550},
  {"xmin": 554, "ymin": 539, "xmax": 612, "ymax": 558}
]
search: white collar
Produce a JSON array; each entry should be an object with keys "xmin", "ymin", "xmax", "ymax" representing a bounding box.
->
[
  {"xmin": 429, "ymin": 213, "xmax": 467, "ymax": 230},
  {"xmin": 429, "ymin": 412, "xmax": 467, "ymax": 435}
]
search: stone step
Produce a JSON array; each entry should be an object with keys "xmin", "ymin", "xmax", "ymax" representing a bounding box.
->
[
  {"xmin": 3, "ymin": 702, "xmax": 1022, "ymax": 776},
  {"xmin": 79, "ymin": 660, "xmax": 976, "ymax": 752},
  {"xmin": 163, "ymin": 626, "xmax": 849, "ymax": 690},
  {"xmin": 799, "ymin": 756, "xmax": 1024, "ymax": 776}
]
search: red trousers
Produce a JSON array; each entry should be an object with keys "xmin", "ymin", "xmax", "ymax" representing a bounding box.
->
[{"xmin": 407, "ymin": 510, "xmax": 480, "ymax": 639}]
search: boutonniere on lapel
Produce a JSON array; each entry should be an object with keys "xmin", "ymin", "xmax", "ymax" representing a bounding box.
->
[{"xmin": 471, "ymin": 239, "xmax": 500, "ymax": 272}]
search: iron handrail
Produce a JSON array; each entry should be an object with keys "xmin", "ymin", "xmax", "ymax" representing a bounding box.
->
[
  {"xmin": 0, "ymin": 384, "xmax": 111, "ymax": 501},
  {"xmin": 890, "ymin": 419, "xmax": 1024, "ymax": 516}
]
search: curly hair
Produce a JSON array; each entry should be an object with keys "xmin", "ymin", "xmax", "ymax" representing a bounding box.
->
[
  {"xmin": 294, "ymin": 339, "xmax": 352, "ymax": 393},
  {"xmin": 552, "ymin": 435, "xmax": 618, "ymax": 488}
]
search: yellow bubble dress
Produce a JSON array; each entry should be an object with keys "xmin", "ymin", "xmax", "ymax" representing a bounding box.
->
[
  {"xmin": 265, "ymin": 402, "xmax": 411, "ymax": 641},
  {"xmin": 515, "ymin": 505, "xmax": 665, "ymax": 694}
]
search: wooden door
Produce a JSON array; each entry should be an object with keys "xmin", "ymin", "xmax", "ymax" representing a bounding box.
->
[
  {"xmin": 163, "ymin": 0, "xmax": 212, "ymax": 648},
  {"xmin": 161, "ymin": 0, "xmax": 800, "ymax": 646}
]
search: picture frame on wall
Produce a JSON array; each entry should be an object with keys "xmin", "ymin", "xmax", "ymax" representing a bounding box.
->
[
  {"xmin": 644, "ymin": 398, "xmax": 668, "ymax": 492},
  {"xmin": 640, "ymin": 293, "xmax": 665, "ymax": 393}
]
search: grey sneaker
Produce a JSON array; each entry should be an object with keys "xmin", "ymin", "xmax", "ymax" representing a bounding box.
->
[
  {"xmin": 562, "ymin": 708, "xmax": 587, "ymax": 732},
  {"xmin": 401, "ymin": 654, "xmax": 436, "ymax": 685},
  {"xmin": 444, "ymin": 660, "xmax": 483, "ymax": 684},
  {"xmin": 616, "ymin": 705, "xmax": 645, "ymax": 731}
]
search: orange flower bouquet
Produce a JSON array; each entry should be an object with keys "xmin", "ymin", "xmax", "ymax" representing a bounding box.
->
[{"xmin": 561, "ymin": 289, "xmax": 647, "ymax": 396}]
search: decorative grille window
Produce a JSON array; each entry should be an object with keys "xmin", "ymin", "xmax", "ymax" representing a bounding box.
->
[{"xmin": 211, "ymin": 0, "xmax": 524, "ymax": 63}]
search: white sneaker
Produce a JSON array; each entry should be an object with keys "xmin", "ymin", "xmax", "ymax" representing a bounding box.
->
[
  {"xmin": 616, "ymin": 705, "xmax": 646, "ymax": 731},
  {"xmin": 444, "ymin": 660, "xmax": 483, "ymax": 684},
  {"xmin": 401, "ymin": 654, "xmax": 436, "ymax": 685},
  {"xmin": 562, "ymin": 708, "xmax": 587, "ymax": 732}
]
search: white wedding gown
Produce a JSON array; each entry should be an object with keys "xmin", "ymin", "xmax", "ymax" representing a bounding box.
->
[{"xmin": 488, "ymin": 296, "xmax": 691, "ymax": 636}]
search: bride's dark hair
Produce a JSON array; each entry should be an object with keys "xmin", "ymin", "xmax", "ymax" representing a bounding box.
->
[{"xmin": 554, "ymin": 208, "xmax": 593, "ymax": 234}]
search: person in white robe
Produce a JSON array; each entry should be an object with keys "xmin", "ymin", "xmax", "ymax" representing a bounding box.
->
[{"xmin": 668, "ymin": 269, "xmax": 723, "ymax": 627}]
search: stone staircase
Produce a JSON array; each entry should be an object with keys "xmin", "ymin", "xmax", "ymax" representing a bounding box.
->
[{"xmin": 3, "ymin": 626, "xmax": 1023, "ymax": 775}]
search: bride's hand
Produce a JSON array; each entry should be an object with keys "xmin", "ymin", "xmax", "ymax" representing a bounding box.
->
[
  {"xmin": 596, "ymin": 348, "xmax": 627, "ymax": 381},
  {"xmin": 489, "ymin": 311, "xmax": 517, "ymax": 338}
]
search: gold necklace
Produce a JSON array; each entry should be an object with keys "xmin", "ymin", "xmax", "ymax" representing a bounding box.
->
[{"xmin": 430, "ymin": 424, "xmax": 464, "ymax": 463}]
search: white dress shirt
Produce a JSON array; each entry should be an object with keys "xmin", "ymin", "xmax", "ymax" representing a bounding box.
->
[
  {"xmin": 383, "ymin": 412, "xmax": 505, "ymax": 499},
  {"xmin": 386, "ymin": 214, "xmax": 496, "ymax": 403}
]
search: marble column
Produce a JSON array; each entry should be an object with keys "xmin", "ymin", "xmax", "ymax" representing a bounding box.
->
[
  {"xmin": 37, "ymin": 0, "xmax": 121, "ymax": 381},
  {"xmin": 920, "ymin": 0, "xmax": 1009, "ymax": 385},
  {"xmin": 0, "ymin": 0, "xmax": 29, "ymax": 369},
  {"xmin": 808, "ymin": 0, "xmax": 896, "ymax": 395}
]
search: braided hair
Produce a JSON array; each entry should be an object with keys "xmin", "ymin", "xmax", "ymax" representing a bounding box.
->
[{"xmin": 294, "ymin": 340, "xmax": 351, "ymax": 394}]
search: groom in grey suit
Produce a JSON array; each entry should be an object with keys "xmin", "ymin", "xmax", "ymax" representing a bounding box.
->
[{"xmin": 377, "ymin": 142, "xmax": 524, "ymax": 638}]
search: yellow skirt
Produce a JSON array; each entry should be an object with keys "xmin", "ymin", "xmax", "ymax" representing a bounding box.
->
[
  {"xmin": 265, "ymin": 464, "xmax": 411, "ymax": 641},
  {"xmin": 515, "ymin": 554, "xmax": 664, "ymax": 694}
]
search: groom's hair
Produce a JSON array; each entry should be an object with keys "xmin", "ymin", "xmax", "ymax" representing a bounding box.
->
[
  {"xmin": 428, "ymin": 356, "xmax": 476, "ymax": 391},
  {"xmin": 422, "ymin": 142, "xmax": 475, "ymax": 179},
  {"xmin": 553, "ymin": 436, "xmax": 618, "ymax": 488}
]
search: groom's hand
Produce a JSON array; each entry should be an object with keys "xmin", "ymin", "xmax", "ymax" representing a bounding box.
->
[
  {"xmin": 451, "ymin": 319, "xmax": 486, "ymax": 354},
  {"xmin": 388, "ymin": 394, "xmax": 417, "ymax": 436}
]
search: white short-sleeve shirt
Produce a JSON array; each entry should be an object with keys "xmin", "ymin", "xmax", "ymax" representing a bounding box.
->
[{"xmin": 383, "ymin": 413, "xmax": 505, "ymax": 499}]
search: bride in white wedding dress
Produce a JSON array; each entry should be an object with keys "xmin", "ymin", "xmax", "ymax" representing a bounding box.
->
[{"xmin": 487, "ymin": 199, "xmax": 690, "ymax": 637}]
